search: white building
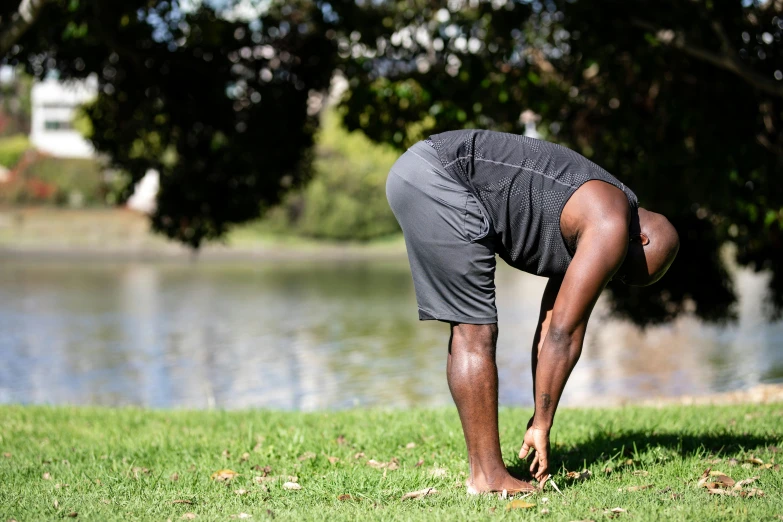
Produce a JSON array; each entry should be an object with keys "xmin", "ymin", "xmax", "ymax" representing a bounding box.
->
[{"xmin": 29, "ymin": 75, "xmax": 98, "ymax": 159}]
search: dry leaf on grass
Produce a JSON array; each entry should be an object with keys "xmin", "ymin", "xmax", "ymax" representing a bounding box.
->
[
  {"xmin": 132, "ymin": 467, "xmax": 151, "ymax": 478},
  {"xmin": 252, "ymin": 465, "xmax": 272, "ymax": 475},
  {"xmin": 230, "ymin": 514, "xmax": 252, "ymax": 519},
  {"xmin": 631, "ymin": 470, "xmax": 649, "ymax": 477},
  {"xmin": 367, "ymin": 458, "xmax": 399, "ymax": 470},
  {"xmin": 619, "ymin": 484, "xmax": 653, "ymax": 492},
  {"xmin": 707, "ymin": 488, "xmax": 739, "ymax": 496},
  {"xmin": 55, "ymin": 483, "xmax": 68, "ymax": 489},
  {"xmin": 254, "ymin": 475, "xmax": 275, "ymax": 484},
  {"xmin": 234, "ymin": 489, "xmax": 248, "ymax": 496},
  {"xmin": 401, "ymin": 487, "xmax": 438, "ymax": 500},
  {"xmin": 43, "ymin": 472, "xmax": 52, "ymax": 480},
  {"xmin": 170, "ymin": 473, "xmax": 179, "ymax": 482},
  {"xmin": 283, "ymin": 482, "xmax": 301, "ymax": 490},
  {"xmin": 709, "ymin": 474, "xmax": 736, "ymax": 489},
  {"xmin": 54, "ymin": 499, "xmax": 59, "ymax": 509},
  {"xmin": 240, "ymin": 453, "xmax": 250, "ymax": 463},
  {"xmin": 327, "ymin": 456, "xmax": 339, "ymax": 464},
  {"xmin": 298, "ymin": 452, "xmax": 316, "ymax": 461},
  {"xmin": 732, "ymin": 476, "xmax": 758, "ymax": 489},
  {"xmin": 405, "ymin": 442, "xmax": 416, "ymax": 449},
  {"xmin": 746, "ymin": 457, "xmax": 765, "ymax": 465},
  {"xmin": 415, "ymin": 459, "xmax": 424, "ymax": 467},
  {"xmin": 505, "ymin": 500, "xmax": 535, "ymax": 510},
  {"xmin": 211, "ymin": 469, "xmax": 239, "ymax": 482},
  {"xmin": 707, "ymin": 458, "xmax": 723, "ymax": 464},
  {"xmin": 696, "ymin": 468, "xmax": 712, "ymax": 488},
  {"xmin": 541, "ymin": 508, "xmax": 550, "ymax": 514},
  {"xmin": 605, "ymin": 507, "xmax": 627, "ymax": 517},
  {"xmin": 566, "ymin": 470, "xmax": 591, "ymax": 481},
  {"xmin": 66, "ymin": 512, "xmax": 77, "ymax": 518},
  {"xmin": 336, "ymin": 435, "xmax": 347, "ymax": 445},
  {"xmin": 429, "ymin": 467, "xmax": 448, "ymax": 478},
  {"xmin": 354, "ymin": 452, "xmax": 365, "ymax": 459},
  {"xmin": 728, "ymin": 458, "xmax": 739, "ymax": 466},
  {"xmin": 288, "ymin": 475, "xmax": 298, "ymax": 482},
  {"xmin": 172, "ymin": 500, "xmax": 193, "ymax": 505},
  {"xmin": 337, "ymin": 494, "xmax": 353, "ymax": 501},
  {"xmin": 181, "ymin": 514, "xmax": 197, "ymax": 520},
  {"xmin": 2, "ymin": 452, "xmax": 11, "ymax": 458}
]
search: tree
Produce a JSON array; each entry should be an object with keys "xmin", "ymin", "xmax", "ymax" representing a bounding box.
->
[
  {"xmin": 1, "ymin": 0, "xmax": 337, "ymax": 247},
  {"xmin": 336, "ymin": 0, "xmax": 783, "ymax": 324},
  {"xmin": 3, "ymin": 0, "xmax": 782, "ymax": 324}
]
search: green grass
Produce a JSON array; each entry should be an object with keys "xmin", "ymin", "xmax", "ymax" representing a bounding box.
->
[{"xmin": 1, "ymin": 405, "xmax": 781, "ymax": 521}]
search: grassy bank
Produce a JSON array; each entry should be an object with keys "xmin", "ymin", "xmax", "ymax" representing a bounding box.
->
[
  {"xmin": 1, "ymin": 405, "xmax": 781, "ymax": 521},
  {"xmin": 0, "ymin": 207, "xmax": 406, "ymax": 261}
]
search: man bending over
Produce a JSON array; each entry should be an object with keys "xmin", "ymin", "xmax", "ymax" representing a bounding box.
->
[{"xmin": 386, "ymin": 130, "xmax": 679, "ymax": 494}]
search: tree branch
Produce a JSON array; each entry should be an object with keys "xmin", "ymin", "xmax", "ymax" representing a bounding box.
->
[
  {"xmin": 631, "ymin": 17, "xmax": 783, "ymax": 98},
  {"xmin": 0, "ymin": 0, "xmax": 55, "ymax": 58}
]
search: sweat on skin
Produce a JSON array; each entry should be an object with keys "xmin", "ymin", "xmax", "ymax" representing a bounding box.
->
[{"xmin": 387, "ymin": 129, "xmax": 679, "ymax": 494}]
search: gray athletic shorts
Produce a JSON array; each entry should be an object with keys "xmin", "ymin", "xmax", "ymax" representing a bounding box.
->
[{"xmin": 386, "ymin": 141, "xmax": 498, "ymax": 324}]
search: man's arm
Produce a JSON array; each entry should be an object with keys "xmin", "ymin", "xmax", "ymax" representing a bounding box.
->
[
  {"xmin": 520, "ymin": 222, "xmax": 628, "ymax": 482},
  {"xmin": 530, "ymin": 277, "xmax": 562, "ymax": 399}
]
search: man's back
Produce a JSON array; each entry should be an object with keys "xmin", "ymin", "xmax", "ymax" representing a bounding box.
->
[{"xmin": 427, "ymin": 129, "xmax": 638, "ymax": 276}]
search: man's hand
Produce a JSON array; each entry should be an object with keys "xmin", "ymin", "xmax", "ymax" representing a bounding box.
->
[{"xmin": 519, "ymin": 425, "xmax": 550, "ymax": 485}]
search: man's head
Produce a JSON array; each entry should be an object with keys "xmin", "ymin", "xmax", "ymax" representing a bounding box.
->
[{"xmin": 616, "ymin": 208, "xmax": 679, "ymax": 286}]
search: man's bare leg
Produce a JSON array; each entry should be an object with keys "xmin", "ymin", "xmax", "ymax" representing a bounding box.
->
[{"xmin": 447, "ymin": 323, "xmax": 535, "ymax": 493}]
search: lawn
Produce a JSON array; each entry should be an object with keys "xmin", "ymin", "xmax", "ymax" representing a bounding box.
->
[{"xmin": 1, "ymin": 404, "xmax": 781, "ymax": 521}]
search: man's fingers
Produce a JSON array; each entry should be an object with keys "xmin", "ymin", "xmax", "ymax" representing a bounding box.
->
[
  {"xmin": 518, "ymin": 443, "xmax": 530, "ymax": 460},
  {"xmin": 536, "ymin": 458, "xmax": 548, "ymax": 481},
  {"xmin": 529, "ymin": 455, "xmax": 539, "ymax": 474}
]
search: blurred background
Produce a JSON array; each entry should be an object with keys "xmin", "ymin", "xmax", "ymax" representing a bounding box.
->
[{"xmin": 0, "ymin": 0, "xmax": 781, "ymax": 410}]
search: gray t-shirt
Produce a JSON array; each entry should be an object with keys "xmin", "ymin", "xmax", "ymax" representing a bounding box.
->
[{"xmin": 427, "ymin": 129, "xmax": 638, "ymax": 277}]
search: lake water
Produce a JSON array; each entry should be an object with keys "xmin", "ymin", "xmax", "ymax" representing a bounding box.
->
[{"xmin": 0, "ymin": 259, "xmax": 781, "ymax": 410}]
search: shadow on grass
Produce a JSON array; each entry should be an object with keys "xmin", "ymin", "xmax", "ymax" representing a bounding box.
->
[{"xmin": 508, "ymin": 431, "xmax": 782, "ymax": 476}]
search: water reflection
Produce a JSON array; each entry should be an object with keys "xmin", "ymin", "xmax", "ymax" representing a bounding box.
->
[{"xmin": 0, "ymin": 260, "xmax": 780, "ymax": 410}]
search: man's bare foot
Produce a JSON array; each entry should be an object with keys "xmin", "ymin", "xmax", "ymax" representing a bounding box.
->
[{"xmin": 466, "ymin": 472, "xmax": 535, "ymax": 495}]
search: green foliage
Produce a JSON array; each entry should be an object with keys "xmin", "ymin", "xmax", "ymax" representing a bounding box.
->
[
  {"xmin": 265, "ymin": 112, "xmax": 400, "ymax": 241},
  {"xmin": 335, "ymin": 0, "xmax": 783, "ymax": 323},
  {"xmin": 0, "ymin": 69, "xmax": 32, "ymax": 136},
  {"xmin": 0, "ymin": 134, "xmax": 29, "ymax": 168},
  {"xmin": 4, "ymin": 0, "xmax": 338, "ymax": 248},
  {"xmin": 0, "ymin": 153, "xmax": 107, "ymax": 206},
  {"xmin": 4, "ymin": 0, "xmax": 782, "ymax": 323},
  {"xmin": 22, "ymin": 155, "xmax": 105, "ymax": 205},
  {"xmin": 0, "ymin": 404, "xmax": 781, "ymax": 520}
]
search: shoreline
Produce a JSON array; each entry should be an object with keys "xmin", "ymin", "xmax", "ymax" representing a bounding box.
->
[
  {"xmin": 0, "ymin": 242, "xmax": 409, "ymax": 263},
  {"xmin": 0, "ymin": 206, "xmax": 408, "ymax": 263},
  {"xmin": 620, "ymin": 383, "xmax": 783, "ymax": 408},
  {"xmin": 3, "ymin": 384, "xmax": 781, "ymax": 411}
]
